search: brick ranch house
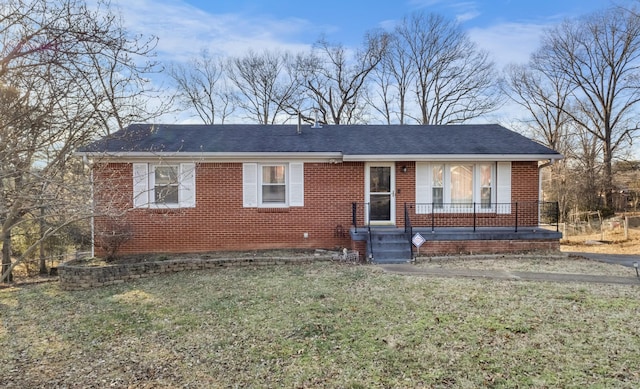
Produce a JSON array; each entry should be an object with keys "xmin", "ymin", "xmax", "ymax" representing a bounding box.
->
[{"xmin": 76, "ymin": 123, "xmax": 563, "ymax": 263}]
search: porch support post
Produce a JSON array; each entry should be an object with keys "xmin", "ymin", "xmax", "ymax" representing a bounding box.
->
[
  {"xmin": 473, "ymin": 202, "xmax": 476, "ymax": 232},
  {"xmin": 352, "ymin": 202, "xmax": 357, "ymax": 233},
  {"xmin": 431, "ymin": 202, "xmax": 435, "ymax": 232}
]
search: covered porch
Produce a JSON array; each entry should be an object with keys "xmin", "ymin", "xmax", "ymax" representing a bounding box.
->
[{"xmin": 350, "ymin": 202, "xmax": 562, "ymax": 263}]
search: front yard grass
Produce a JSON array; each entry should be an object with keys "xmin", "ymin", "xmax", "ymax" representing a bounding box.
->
[{"xmin": 1, "ymin": 261, "xmax": 639, "ymax": 388}]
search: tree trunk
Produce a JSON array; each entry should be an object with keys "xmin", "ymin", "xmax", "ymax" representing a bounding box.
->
[
  {"xmin": 39, "ymin": 206, "xmax": 48, "ymax": 275},
  {"xmin": 2, "ymin": 229, "xmax": 13, "ymax": 283},
  {"xmin": 603, "ymin": 145, "xmax": 614, "ymax": 209}
]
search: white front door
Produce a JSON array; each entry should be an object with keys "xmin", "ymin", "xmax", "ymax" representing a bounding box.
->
[{"xmin": 365, "ymin": 163, "xmax": 395, "ymax": 225}]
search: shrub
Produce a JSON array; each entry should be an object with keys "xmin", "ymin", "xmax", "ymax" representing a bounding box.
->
[{"xmin": 94, "ymin": 219, "xmax": 132, "ymax": 262}]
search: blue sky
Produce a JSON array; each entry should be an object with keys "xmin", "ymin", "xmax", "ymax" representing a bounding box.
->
[
  {"xmin": 115, "ymin": 0, "xmax": 616, "ymax": 67},
  {"xmin": 185, "ymin": 0, "xmax": 611, "ymax": 46},
  {"xmin": 109, "ymin": 0, "xmax": 623, "ymax": 126}
]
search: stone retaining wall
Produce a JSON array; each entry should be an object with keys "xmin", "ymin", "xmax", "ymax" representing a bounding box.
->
[{"xmin": 58, "ymin": 256, "xmax": 330, "ymax": 290}]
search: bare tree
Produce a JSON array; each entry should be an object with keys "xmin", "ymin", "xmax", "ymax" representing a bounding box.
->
[
  {"xmin": 367, "ymin": 32, "xmax": 414, "ymax": 124},
  {"xmin": 566, "ymin": 123, "xmax": 603, "ymax": 211},
  {"xmin": 535, "ymin": 7, "xmax": 640, "ymax": 207},
  {"xmin": 501, "ymin": 63, "xmax": 575, "ymax": 217},
  {"xmin": 295, "ymin": 32, "xmax": 389, "ymax": 125},
  {"xmin": 0, "ymin": 0, "xmax": 162, "ymax": 282},
  {"xmin": 227, "ymin": 49, "xmax": 301, "ymax": 124},
  {"xmin": 169, "ymin": 50, "xmax": 236, "ymax": 124},
  {"xmin": 390, "ymin": 12, "xmax": 501, "ymax": 124}
]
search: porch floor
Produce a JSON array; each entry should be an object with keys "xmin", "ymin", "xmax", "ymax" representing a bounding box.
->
[
  {"xmin": 350, "ymin": 226, "xmax": 562, "ymax": 263},
  {"xmin": 409, "ymin": 226, "xmax": 562, "ymax": 241},
  {"xmin": 352, "ymin": 226, "xmax": 562, "ymax": 242}
]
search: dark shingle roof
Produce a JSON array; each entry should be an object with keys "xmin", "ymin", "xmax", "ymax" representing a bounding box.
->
[{"xmin": 77, "ymin": 123, "xmax": 561, "ymax": 158}]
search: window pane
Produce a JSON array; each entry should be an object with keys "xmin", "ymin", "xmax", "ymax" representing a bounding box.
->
[
  {"xmin": 155, "ymin": 185, "xmax": 179, "ymax": 204},
  {"xmin": 450, "ymin": 165, "xmax": 473, "ymax": 204},
  {"xmin": 480, "ymin": 164, "xmax": 492, "ymax": 208},
  {"xmin": 155, "ymin": 166, "xmax": 178, "ymax": 185},
  {"xmin": 480, "ymin": 164, "xmax": 492, "ymax": 187},
  {"xmin": 262, "ymin": 185, "xmax": 286, "ymax": 203},
  {"xmin": 263, "ymin": 166, "xmax": 285, "ymax": 184},
  {"xmin": 481, "ymin": 187, "xmax": 492, "ymax": 208},
  {"xmin": 370, "ymin": 167, "xmax": 391, "ymax": 192},
  {"xmin": 432, "ymin": 165, "xmax": 443, "ymax": 187},
  {"xmin": 154, "ymin": 166, "xmax": 179, "ymax": 204},
  {"xmin": 432, "ymin": 188, "xmax": 443, "ymax": 208},
  {"xmin": 261, "ymin": 165, "xmax": 286, "ymax": 204}
]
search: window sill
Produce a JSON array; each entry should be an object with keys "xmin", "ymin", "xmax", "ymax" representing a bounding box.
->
[
  {"xmin": 135, "ymin": 204, "xmax": 195, "ymax": 212},
  {"xmin": 257, "ymin": 207, "xmax": 291, "ymax": 213}
]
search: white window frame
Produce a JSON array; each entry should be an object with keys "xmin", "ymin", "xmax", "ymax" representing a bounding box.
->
[
  {"xmin": 151, "ymin": 164, "xmax": 180, "ymax": 206},
  {"xmin": 243, "ymin": 162, "xmax": 304, "ymax": 208},
  {"xmin": 258, "ymin": 164, "xmax": 288, "ymax": 207},
  {"xmin": 133, "ymin": 162, "xmax": 195, "ymax": 209},
  {"xmin": 416, "ymin": 162, "xmax": 500, "ymax": 214}
]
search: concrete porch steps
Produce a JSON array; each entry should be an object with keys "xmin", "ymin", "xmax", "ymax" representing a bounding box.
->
[{"xmin": 368, "ymin": 229, "xmax": 412, "ymax": 264}]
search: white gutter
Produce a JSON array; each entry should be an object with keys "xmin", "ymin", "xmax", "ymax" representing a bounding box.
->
[
  {"xmin": 74, "ymin": 151, "xmax": 345, "ymax": 163},
  {"xmin": 75, "ymin": 151, "xmax": 564, "ymax": 163},
  {"xmin": 342, "ymin": 154, "xmax": 564, "ymax": 162}
]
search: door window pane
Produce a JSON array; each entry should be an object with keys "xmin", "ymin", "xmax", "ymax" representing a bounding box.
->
[
  {"xmin": 370, "ymin": 194, "xmax": 391, "ymax": 221},
  {"xmin": 370, "ymin": 167, "xmax": 391, "ymax": 192}
]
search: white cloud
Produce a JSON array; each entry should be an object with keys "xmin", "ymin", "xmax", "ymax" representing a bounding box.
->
[
  {"xmin": 112, "ymin": 0, "xmax": 313, "ymax": 63},
  {"xmin": 456, "ymin": 11, "xmax": 481, "ymax": 23},
  {"xmin": 468, "ymin": 22, "xmax": 548, "ymax": 69}
]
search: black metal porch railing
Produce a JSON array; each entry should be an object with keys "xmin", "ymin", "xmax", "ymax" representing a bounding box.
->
[
  {"xmin": 352, "ymin": 201, "xmax": 560, "ymax": 233},
  {"xmin": 351, "ymin": 202, "xmax": 375, "ymax": 259},
  {"xmin": 404, "ymin": 202, "xmax": 413, "ymax": 259}
]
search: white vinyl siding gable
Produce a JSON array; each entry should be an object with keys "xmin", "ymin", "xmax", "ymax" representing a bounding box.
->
[{"xmin": 132, "ymin": 162, "xmax": 196, "ymax": 208}]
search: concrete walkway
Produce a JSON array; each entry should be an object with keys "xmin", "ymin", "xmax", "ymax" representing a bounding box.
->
[
  {"xmin": 566, "ymin": 251, "xmax": 640, "ymax": 268},
  {"xmin": 379, "ymin": 253, "xmax": 640, "ymax": 286}
]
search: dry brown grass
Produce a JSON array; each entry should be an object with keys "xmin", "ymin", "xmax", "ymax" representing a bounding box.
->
[
  {"xmin": 1, "ymin": 262, "xmax": 639, "ymax": 388},
  {"xmin": 416, "ymin": 254, "xmax": 634, "ymax": 277},
  {"xmin": 1, "ymin": 228, "xmax": 639, "ymax": 387},
  {"xmin": 561, "ymin": 226, "xmax": 640, "ymax": 255}
]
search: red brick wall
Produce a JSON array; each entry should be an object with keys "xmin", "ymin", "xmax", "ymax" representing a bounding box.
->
[
  {"xmin": 94, "ymin": 162, "xmax": 364, "ymax": 255},
  {"xmin": 511, "ymin": 161, "xmax": 539, "ymax": 226},
  {"xmin": 421, "ymin": 239, "xmax": 559, "ymax": 256},
  {"xmin": 92, "ymin": 160, "xmax": 545, "ymax": 256},
  {"xmin": 395, "ymin": 161, "xmax": 416, "ymax": 225},
  {"xmin": 396, "ymin": 161, "xmax": 540, "ymax": 228}
]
